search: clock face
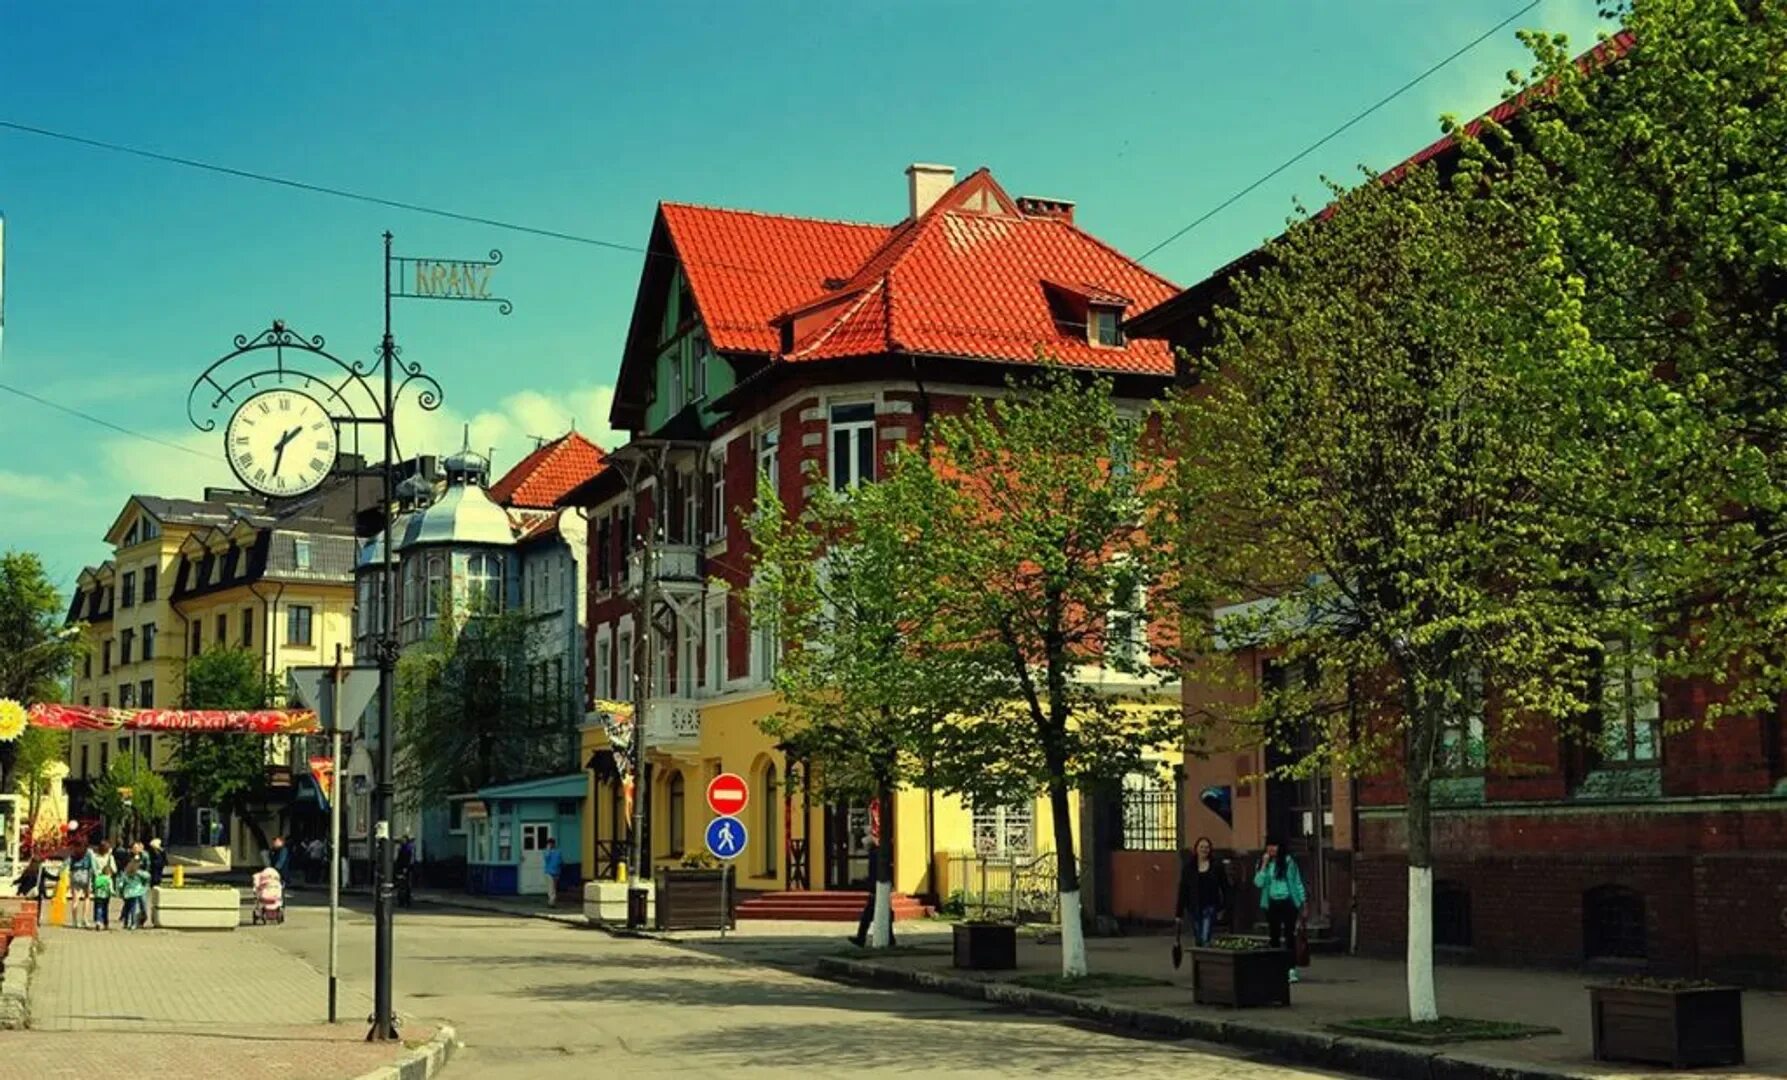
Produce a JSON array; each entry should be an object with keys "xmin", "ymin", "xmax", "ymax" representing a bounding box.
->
[{"xmin": 225, "ymin": 388, "xmax": 339, "ymax": 497}]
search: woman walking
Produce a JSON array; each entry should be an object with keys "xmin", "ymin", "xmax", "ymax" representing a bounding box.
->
[
  {"xmin": 1254, "ymin": 836, "xmax": 1307, "ymax": 983},
  {"xmin": 91, "ymin": 841, "xmax": 117, "ymax": 930},
  {"xmin": 1175, "ymin": 837, "xmax": 1230, "ymax": 947},
  {"xmin": 65, "ymin": 842, "xmax": 94, "ymax": 929}
]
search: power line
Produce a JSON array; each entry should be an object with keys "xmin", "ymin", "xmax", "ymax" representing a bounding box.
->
[
  {"xmin": 1137, "ymin": 0, "xmax": 1539, "ymax": 261},
  {"xmin": 0, "ymin": 380, "xmax": 222, "ymax": 462}
]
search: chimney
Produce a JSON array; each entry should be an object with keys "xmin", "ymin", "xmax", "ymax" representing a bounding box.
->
[
  {"xmin": 1017, "ymin": 196, "xmax": 1075, "ymax": 224},
  {"xmin": 906, "ymin": 163, "xmax": 955, "ymax": 219}
]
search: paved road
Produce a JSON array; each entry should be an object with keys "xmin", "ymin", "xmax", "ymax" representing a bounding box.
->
[{"xmin": 270, "ymin": 895, "xmax": 1343, "ymax": 1078}]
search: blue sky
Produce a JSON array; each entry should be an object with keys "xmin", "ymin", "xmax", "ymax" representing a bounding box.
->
[{"xmin": 0, "ymin": 0, "xmax": 1610, "ymax": 590}]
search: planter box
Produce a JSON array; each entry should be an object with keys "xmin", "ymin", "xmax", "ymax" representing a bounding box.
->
[
  {"xmin": 952, "ymin": 922, "xmax": 1018, "ymax": 970},
  {"xmin": 152, "ymin": 886, "xmax": 241, "ymax": 930},
  {"xmin": 653, "ymin": 868, "xmax": 736, "ymax": 931},
  {"xmin": 1191, "ymin": 947, "xmax": 1290, "ymax": 1007},
  {"xmin": 583, "ymin": 880, "xmax": 654, "ymax": 927},
  {"xmin": 1590, "ymin": 984, "xmax": 1744, "ymax": 1068}
]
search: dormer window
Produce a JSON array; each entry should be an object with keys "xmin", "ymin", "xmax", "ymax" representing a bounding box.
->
[{"xmin": 1091, "ymin": 306, "xmax": 1123, "ymax": 348}]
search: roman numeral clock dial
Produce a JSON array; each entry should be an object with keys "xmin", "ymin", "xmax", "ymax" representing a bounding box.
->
[{"xmin": 224, "ymin": 388, "xmax": 339, "ymax": 497}]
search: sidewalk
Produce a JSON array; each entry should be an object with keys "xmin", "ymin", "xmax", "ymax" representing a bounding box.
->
[
  {"xmin": 10, "ymin": 922, "xmax": 441, "ymax": 1080},
  {"xmin": 813, "ymin": 932, "xmax": 1783, "ymax": 1080}
]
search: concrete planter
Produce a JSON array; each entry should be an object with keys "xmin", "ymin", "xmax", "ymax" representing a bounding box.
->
[
  {"xmin": 583, "ymin": 880, "xmax": 653, "ymax": 927},
  {"xmin": 152, "ymin": 886, "xmax": 241, "ymax": 930}
]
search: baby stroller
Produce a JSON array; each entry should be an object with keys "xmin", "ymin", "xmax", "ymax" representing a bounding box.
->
[{"xmin": 251, "ymin": 866, "xmax": 285, "ymax": 925}]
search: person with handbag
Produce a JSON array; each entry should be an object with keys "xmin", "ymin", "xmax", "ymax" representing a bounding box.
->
[{"xmin": 1254, "ymin": 836, "xmax": 1307, "ymax": 983}]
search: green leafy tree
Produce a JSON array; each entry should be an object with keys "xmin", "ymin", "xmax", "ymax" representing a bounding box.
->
[
  {"xmin": 1150, "ymin": 145, "xmax": 1625, "ymax": 1020},
  {"xmin": 747, "ymin": 451, "xmax": 998, "ymax": 947},
  {"xmin": 395, "ymin": 606, "xmax": 579, "ymax": 808},
  {"xmin": 89, "ymin": 751, "xmax": 173, "ymax": 843},
  {"xmin": 914, "ymin": 366, "xmax": 1177, "ymax": 977},
  {"xmin": 174, "ymin": 647, "xmax": 276, "ymax": 852},
  {"xmin": 0, "ymin": 550, "xmax": 85, "ymax": 792},
  {"xmin": 12, "ymin": 726, "xmax": 70, "ymax": 843}
]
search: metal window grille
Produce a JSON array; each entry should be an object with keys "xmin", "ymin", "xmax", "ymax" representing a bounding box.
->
[{"xmin": 1117, "ymin": 773, "xmax": 1177, "ymax": 851}]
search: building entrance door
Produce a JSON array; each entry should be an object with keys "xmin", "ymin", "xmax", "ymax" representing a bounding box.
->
[
  {"xmin": 518, "ymin": 821, "xmax": 553, "ymax": 894},
  {"xmin": 823, "ymin": 802, "xmax": 872, "ymax": 890}
]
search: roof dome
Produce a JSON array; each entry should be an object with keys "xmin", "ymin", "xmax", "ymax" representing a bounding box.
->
[
  {"xmin": 397, "ymin": 481, "xmax": 513, "ymax": 550},
  {"xmin": 443, "ymin": 447, "xmax": 490, "ymax": 486}
]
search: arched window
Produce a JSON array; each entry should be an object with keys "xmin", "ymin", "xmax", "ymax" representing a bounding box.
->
[
  {"xmin": 425, "ymin": 555, "xmax": 445, "ymax": 617},
  {"xmin": 1584, "ymin": 884, "xmax": 1647, "ymax": 960},
  {"xmin": 467, "ymin": 553, "xmax": 502, "ymax": 613},
  {"xmin": 762, "ymin": 763, "xmax": 779, "ymax": 876},
  {"xmin": 666, "ymin": 772, "xmax": 685, "ymax": 857}
]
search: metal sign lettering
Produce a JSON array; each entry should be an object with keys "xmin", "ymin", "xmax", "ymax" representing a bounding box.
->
[{"xmin": 388, "ymin": 250, "xmax": 512, "ymax": 314}]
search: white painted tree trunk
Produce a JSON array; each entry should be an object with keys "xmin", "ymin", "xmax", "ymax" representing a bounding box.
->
[
  {"xmin": 1406, "ymin": 865, "xmax": 1438, "ymax": 1022},
  {"xmin": 1058, "ymin": 890, "xmax": 1088, "ymax": 977},
  {"xmin": 869, "ymin": 880, "xmax": 894, "ymax": 948}
]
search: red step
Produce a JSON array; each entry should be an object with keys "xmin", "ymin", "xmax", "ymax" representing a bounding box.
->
[{"xmin": 736, "ymin": 889, "xmax": 932, "ymax": 922}]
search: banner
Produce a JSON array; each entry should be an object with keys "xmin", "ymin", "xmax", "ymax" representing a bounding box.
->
[
  {"xmin": 594, "ymin": 699, "xmax": 635, "ymax": 825},
  {"xmin": 27, "ymin": 702, "xmax": 319, "ymax": 735},
  {"xmin": 309, "ymin": 756, "xmax": 336, "ymax": 810}
]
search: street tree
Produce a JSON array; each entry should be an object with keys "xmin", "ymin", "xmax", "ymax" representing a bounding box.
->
[
  {"xmin": 174, "ymin": 646, "xmax": 277, "ymax": 852},
  {"xmin": 915, "ymin": 366, "xmax": 1177, "ymax": 977},
  {"xmin": 1151, "ymin": 150, "xmax": 1619, "ymax": 1020},
  {"xmin": 0, "ymin": 551, "xmax": 84, "ymax": 793},
  {"xmin": 12, "ymin": 725, "xmax": 70, "ymax": 846},
  {"xmin": 395, "ymin": 606, "xmax": 579, "ymax": 808},
  {"xmin": 89, "ymin": 751, "xmax": 173, "ymax": 843},
  {"xmin": 747, "ymin": 451, "xmax": 997, "ymax": 947}
]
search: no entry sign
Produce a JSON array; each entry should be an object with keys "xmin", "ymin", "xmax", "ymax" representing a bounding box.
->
[{"xmin": 707, "ymin": 772, "xmax": 749, "ymax": 816}]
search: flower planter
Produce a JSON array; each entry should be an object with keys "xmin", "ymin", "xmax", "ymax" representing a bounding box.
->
[
  {"xmin": 1589, "ymin": 983, "xmax": 1744, "ymax": 1068},
  {"xmin": 583, "ymin": 880, "xmax": 654, "ymax": 927},
  {"xmin": 1191, "ymin": 946, "xmax": 1290, "ymax": 1007},
  {"xmin": 952, "ymin": 922, "xmax": 1018, "ymax": 970},
  {"xmin": 653, "ymin": 868, "xmax": 736, "ymax": 931},
  {"xmin": 152, "ymin": 886, "xmax": 241, "ymax": 930}
]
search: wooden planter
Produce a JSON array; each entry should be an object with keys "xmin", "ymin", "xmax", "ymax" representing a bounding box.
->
[
  {"xmin": 1191, "ymin": 947, "xmax": 1290, "ymax": 1007},
  {"xmin": 952, "ymin": 922, "xmax": 1017, "ymax": 970},
  {"xmin": 653, "ymin": 868, "xmax": 736, "ymax": 931},
  {"xmin": 1590, "ymin": 984, "xmax": 1744, "ymax": 1068}
]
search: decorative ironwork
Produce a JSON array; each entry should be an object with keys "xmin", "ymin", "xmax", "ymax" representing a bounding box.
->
[{"xmin": 387, "ymin": 249, "xmax": 512, "ymax": 314}]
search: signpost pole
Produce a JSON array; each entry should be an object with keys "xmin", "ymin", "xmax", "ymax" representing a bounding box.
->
[
  {"xmin": 328, "ymin": 645, "xmax": 344, "ymax": 1024},
  {"xmin": 720, "ymin": 860, "xmax": 729, "ymax": 941}
]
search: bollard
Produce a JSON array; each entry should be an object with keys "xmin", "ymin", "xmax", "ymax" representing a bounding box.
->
[
  {"xmin": 616, "ymin": 861, "xmax": 628, "ymax": 884},
  {"xmin": 173, "ymin": 864, "xmax": 185, "ymax": 888},
  {"xmin": 48, "ymin": 871, "xmax": 69, "ymax": 927}
]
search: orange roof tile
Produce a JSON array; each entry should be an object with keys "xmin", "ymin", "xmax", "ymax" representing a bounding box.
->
[{"xmin": 489, "ymin": 431, "xmax": 607, "ymax": 510}]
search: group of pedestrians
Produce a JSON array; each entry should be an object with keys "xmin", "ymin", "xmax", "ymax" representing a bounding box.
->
[
  {"xmin": 61, "ymin": 835, "xmax": 166, "ymax": 930},
  {"xmin": 1176, "ymin": 833, "xmax": 1309, "ymax": 983}
]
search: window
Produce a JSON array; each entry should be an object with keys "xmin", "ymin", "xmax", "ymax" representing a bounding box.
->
[
  {"xmin": 1595, "ymin": 638, "xmax": 1659, "ymax": 764},
  {"xmin": 669, "ymin": 348, "xmax": 685, "ymax": 412},
  {"xmin": 81, "ymin": 695, "xmax": 89, "ymax": 708},
  {"xmin": 757, "ymin": 427, "xmax": 778, "ymax": 496},
  {"xmin": 125, "ymin": 521, "xmax": 139, "ymax": 546},
  {"xmin": 1090, "ymin": 306, "xmax": 1123, "ymax": 347},
  {"xmin": 139, "ymin": 680, "xmax": 154, "ymax": 709},
  {"xmin": 596, "ymin": 518, "xmax": 612, "ymax": 591},
  {"xmin": 971, "ymin": 800, "xmax": 1034, "ymax": 857},
  {"xmin": 1583, "ymin": 885, "xmax": 1647, "ymax": 960},
  {"xmin": 762, "ymin": 763, "xmax": 779, "ymax": 875},
  {"xmin": 678, "ymin": 619, "xmax": 698, "ymax": 696},
  {"xmin": 142, "ymin": 564, "xmax": 157, "ymax": 602},
  {"xmin": 294, "ymin": 537, "xmax": 311, "ymax": 570},
  {"xmin": 617, "ymin": 628, "xmax": 634, "ymax": 702},
  {"xmin": 141, "ymin": 624, "xmax": 156, "ymax": 661},
  {"xmin": 1434, "ymin": 881, "xmax": 1473, "ymax": 948},
  {"xmin": 190, "ymin": 621, "xmax": 202, "ymax": 656},
  {"xmin": 287, "ymin": 605, "xmax": 313, "ymax": 646},
  {"xmin": 121, "ymin": 571, "xmax": 136, "ymax": 608},
  {"xmin": 100, "ymin": 692, "xmax": 109, "ymax": 709},
  {"xmin": 102, "ymin": 640, "xmax": 113, "ymax": 675},
  {"xmin": 83, "ymin": 653, "xmax": 92, "ymax": 679},
  {"xmin": 708, "ymin": 597, "xmax": 728, "ymax": 691},
  {"xmin": 402, "ymin": 558, "xmax": 420, "ymax": 620},
  {"xmin": 241, "ymin": 607, "xmax": 253, "ymax": 648},
  {"xmin": 595, "ymin": 631, "xmax": 613, "ymax": 701},
  {"xmin": 691, "ymin": 334, "xmax": 709, "ymax": 401},
  {"xmin": 120, "ymin": 629, "xmax": 134, "ymax": 666},
  {"xmin": 1440, "ymin": 668, "xmax": 1488, "ymax": 773},
  {"xmin": 829, "ymin": 403, "xmax": 876, "ymax": 491},
  {"xmin": 467, "ymin": 553, "xmax": 502, "ymax": 613},
  {"xmin": 753, "ymin": 617, "xmax": 780, "ymax": 687},
  {"xmin": 1116, "ymin": 772, "xmax": 1175, "ymax": 852},
  {"xmin": 666, "ymin": 772, "xmax": 686, "ymax": 856},
  {"xmin": 709, "ymin": 460, "xmax": 725, "ymax": 541},
  {"xmin": 425, "ymin": 555, "xmax": 445, "ymax": 617},
  {"xmin": 118, "ymin": 682, "xmax": 135, "ymax": 708},
  {"xmin": 99, "ymin": 742, "xmax": 108, "ymax": 774},
  {"xmin": 1106, "ymin": 560, "xmax": 1147, "ymax": 670},
  {"xmin": 680, "ymin": 467, "xmax": 698, "ymax": 545},
  {"xmin": 216, "ymin": 613, "xmax": 228, "ymax": 648}
]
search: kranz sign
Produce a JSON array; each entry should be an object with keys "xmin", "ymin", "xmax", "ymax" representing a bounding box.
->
[{"xmin": 388, "ymin": 250, "xmax": 512, "ymax": 314}]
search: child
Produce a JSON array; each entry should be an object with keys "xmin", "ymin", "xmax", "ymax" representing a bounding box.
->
[
  {"xmin": 92, "ymin": 861, "xmax": 114, "ymax": 930},
  {"xmin": 118, "ymin": 858, "xmax": 150, "ymax": 930}
]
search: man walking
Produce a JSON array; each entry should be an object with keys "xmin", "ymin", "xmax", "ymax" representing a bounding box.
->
[
  {"xmin": 849, "ymin": 840, "xmax": 893, "ymax": 948},
  {"xmin": 541, "ymin": 838, "xmax": 563, "ymax": 907}
]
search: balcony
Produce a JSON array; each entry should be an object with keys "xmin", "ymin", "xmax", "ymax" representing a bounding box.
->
[
  {"xmin": 644, "ymin": 698, "xmax": 702, "ymax": 753},
  {"xmin": 626, "ymin": 544, "xmax": 703, "ymax": 593}
]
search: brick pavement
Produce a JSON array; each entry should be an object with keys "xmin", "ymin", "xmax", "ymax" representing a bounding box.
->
[{"xmin": 1, "ymin": 922, "xmax": 431, "ymax": 1080}]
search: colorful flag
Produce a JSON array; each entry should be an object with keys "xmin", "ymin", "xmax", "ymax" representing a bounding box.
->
[{"xmin": 309, "ymin": 756, "xmax": 336, "ymax": 810}]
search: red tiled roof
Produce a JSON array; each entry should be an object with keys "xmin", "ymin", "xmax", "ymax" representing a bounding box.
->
[
  {"xmin": 489, "ymin": 431, "xmax": 607, "ymax": 510},
  {"xmin": 512, "ymin": 513, "xmax": 560, "ymax": 542},
  {"xmin": 660, "ymin": 169, "xmax": 1179, "ymax": 377}
]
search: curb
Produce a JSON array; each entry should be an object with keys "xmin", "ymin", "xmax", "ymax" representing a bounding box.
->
[
  {"xmin": 411, "ymin": 895, "xmax": 587, "ymax": 928},
  {"xmin": 351, "ymin": 1023, "xmax": 459, "ymax": 1080},
  {"xmin": 813, "ymin": 957, "xmax": 1592, "ymax": 1080},
  {"xmin": 0, "ymin": 935, "xmax": 37, "ymax": 1030}
]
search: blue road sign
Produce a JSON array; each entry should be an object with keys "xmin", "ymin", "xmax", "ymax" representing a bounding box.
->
[{"xmin": 705, "ymin": 815, "xmax": 747, "ymax": 860}]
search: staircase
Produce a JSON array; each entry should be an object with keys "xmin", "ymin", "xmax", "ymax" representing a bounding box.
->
[{"xmin": 735, "ymin": 889, "xmax": 932, "ymax": 922}]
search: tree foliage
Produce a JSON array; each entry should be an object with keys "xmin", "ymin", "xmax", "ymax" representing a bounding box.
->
[
  {"xmin": 395, "ymin": 606, "xmax": 579, "ymax": 808},
  {"xmin": 174, "ymin": 647, "xmax": 275, "ymax": 850},
  {"xmin": 89, "ymin": 752, "xmax": 173, "ymax": 841},
  {"xmin": 0, "ymin": 551, "xmax": 84, "ymax": 793}
]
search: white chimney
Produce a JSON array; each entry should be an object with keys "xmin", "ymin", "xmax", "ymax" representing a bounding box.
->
[{"xmin": 906, "ymin": 163, "xmax": 956, "ymax": 219}]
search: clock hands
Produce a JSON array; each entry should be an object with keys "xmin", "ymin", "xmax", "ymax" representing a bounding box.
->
[{"xmin": 272, "ymin": 425, "xmax": 302, "ymax": 477}]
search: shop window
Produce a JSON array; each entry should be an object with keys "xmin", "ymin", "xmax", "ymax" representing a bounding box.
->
[
  {"xmin": 1583, "ymin": 884, "xmax": 1647, "ymax": 960},
  {"xmin": 1434, "ymin": 880, "xmax": 1472, "ymax": 948}
]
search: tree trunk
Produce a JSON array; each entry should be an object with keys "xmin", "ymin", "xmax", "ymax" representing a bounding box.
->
[
  {"xmin": 1047, "ymin": 770, "xmax": 1087, "ymax": 977},
  {"xmin": 869, "ymin": 778, "xmax": 895, "ymax": 948},
  {"xmin": 1404, "ymin": 707, "xmax": 1441, "ymax": 1023}
]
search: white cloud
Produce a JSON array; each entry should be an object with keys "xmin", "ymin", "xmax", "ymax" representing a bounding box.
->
[{"xmin": 396, "ymin": 383, "xmax": 621, "ymax": 474}]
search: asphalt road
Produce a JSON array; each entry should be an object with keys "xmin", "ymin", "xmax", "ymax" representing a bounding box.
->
[{"xmin": 269, "ymin": 895, "xmax": 1341, "ymax": 1078}]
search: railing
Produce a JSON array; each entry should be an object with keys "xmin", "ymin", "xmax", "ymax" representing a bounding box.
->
[
  {"xmin": 644, "ymin": 698, "xmax": 702, "ymax": 751},
  {"xmin": 626, "ymin": 545, "xmax": 702, "ymax": 590},
  {"xmin": 1116, "ymin": 781, "xmax": 1178, "ymax": 852},
  {"xmin": 941, "ymin": 851, "xmax": 1072, "ymax": 923}
]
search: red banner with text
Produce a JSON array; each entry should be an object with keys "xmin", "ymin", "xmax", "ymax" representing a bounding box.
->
[{"xmin": 27, "ymin": 703, "xmax": 319, "ymax": 735}]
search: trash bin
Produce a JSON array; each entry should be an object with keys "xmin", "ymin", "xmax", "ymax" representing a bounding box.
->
[{"xmin": 626, "ymin": 887, "xmax": 649, "ymax": 929}]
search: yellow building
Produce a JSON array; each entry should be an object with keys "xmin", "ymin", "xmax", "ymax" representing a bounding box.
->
[{"xmin": 65, "ymin": 484, "xmax": 360, "ymax": 862}]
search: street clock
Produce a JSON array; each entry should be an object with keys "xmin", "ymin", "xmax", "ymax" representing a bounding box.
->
[{"xmin": 225, "ymin": 388, "xmax": 339, "ymax": 497}]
